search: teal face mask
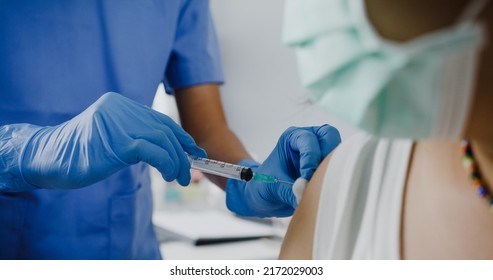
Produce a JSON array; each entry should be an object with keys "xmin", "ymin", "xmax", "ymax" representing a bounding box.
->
[{"xmin": 283, "ymin": 0, "xmax": 487, "ymax": 139}]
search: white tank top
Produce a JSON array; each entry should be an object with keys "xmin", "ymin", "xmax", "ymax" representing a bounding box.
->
[{"xmin": 313, "ymin": 133, "xmax": 412, "ymax": 259}]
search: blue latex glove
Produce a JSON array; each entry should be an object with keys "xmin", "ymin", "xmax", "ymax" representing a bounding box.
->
[
  {"xmin": 0, "ymin": 92, "xmax": 206, "ymax": 192},
  {"xmin": 226, "ymin": 125, "xmax": 341, "ymax": 217}
]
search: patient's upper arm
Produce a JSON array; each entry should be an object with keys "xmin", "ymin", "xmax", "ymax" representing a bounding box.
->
[{"xmin": 278, "ymin": 154, "xmax": 331, "ymax": 259}]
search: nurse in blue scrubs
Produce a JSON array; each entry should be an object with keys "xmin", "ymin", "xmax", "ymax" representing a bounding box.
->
[{"xmin": 0, "ymin": 0, "xmax": 341, "ymax": 259}]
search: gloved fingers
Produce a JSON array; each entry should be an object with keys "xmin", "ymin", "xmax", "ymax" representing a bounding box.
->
[
  {"xmin": 260, "ymin": 181, "xmax": 298, "ymax": 212},
  {"xmin": 288, "ymin": 129, "xmax": 322, "ymax": 180},
  {"xmin": 160, "ymin": 127, "xmax": 193, "ymax": 186},
  {"xmin": 153, "ymin": 112, "xmax": 207, "ymax": 158},
  {"xmin": 247, "ymin": 182, "xmax": 296, "ymax": 218},
  {"xmin": 226, "ymin": 178, "xmax": 297, "ymax": 218},
  {"xmin": 312, "ymin": 124, "xmax": 341, "ymax": 157},
  {"xmin": 277, "ymin": 182, "xmax": 299, "ymax": 209},
  {"xmin": 127, "ymin": 139, "xmax": 182, "ymax": 183},
  {"xmin": 132, "ymin": 129, "xmax": 192, "ymax": 186},
  {"xmin": 179, "ymin": 137, "xmax": 207, "ymax": 159}
]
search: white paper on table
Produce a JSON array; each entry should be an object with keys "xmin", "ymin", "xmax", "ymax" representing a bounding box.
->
[
  {"xmin": 160, "ymin": 238, "xmax": 282, "ymax": 260},
  {"xmin": 153, "ymin": 210, "xmax": 276, "ymax": 245}
]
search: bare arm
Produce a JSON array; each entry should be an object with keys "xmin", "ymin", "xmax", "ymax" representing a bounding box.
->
[
  {"xmin": 175, "ymin": 84, "xmax": 252, "ymax": 189},
  {"xmin": 279, "ymin": 154, "xmax": 331, "ymax": 259}
]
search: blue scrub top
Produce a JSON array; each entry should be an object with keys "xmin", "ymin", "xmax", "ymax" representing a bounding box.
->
[{"xmin": 0, "ymin": 0, "xmax": 223, "ymax": 259}]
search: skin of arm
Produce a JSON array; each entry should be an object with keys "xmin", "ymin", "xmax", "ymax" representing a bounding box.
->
[
  {"xmin": 174, "ymin": 83, "xmax": 252, "ymax": 189},
  {"xmin": 278, "ymin": 154, "xmax": 332, "ymax": 259}
]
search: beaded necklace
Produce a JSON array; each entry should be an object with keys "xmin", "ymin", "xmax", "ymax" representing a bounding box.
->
[{"xmin": 461, "ymin": 140, "xmax": 493, "ymax": 213}]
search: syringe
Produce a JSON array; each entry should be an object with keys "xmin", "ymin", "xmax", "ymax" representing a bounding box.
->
[{"xmin": 187, "ymin": 154, "xmax": 293, "ymax": 184}]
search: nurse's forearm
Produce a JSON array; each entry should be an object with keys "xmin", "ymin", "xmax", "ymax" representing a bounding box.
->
[{"xmin": 175, "ymin": 84, "xmax": 252, "ymax": 189}]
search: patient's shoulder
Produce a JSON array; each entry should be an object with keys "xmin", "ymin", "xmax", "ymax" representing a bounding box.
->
[
  {"xmin": 279, "ymin": 150, "xmax": 332, "ymax": 259},
  {"xmin": 279, "ymin": 133, "xmax": 413, "ymax": 259},
  {"xmin": 279, "ymin": 133, "xmax": 374, "ymax": 259}
]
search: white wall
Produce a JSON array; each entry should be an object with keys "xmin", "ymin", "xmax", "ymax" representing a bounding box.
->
[
  {"xmin": 209, "ymin": 0, "xmax": 355, "ymax": 161},
  {"xmin": 154, "ymin": 0, "xmax": 356, "ymax": 161}
]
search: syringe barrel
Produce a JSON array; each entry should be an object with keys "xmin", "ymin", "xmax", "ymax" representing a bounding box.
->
[{"xmin": 188, "ymin": 155, "xmax": 253, "ymax": 182}]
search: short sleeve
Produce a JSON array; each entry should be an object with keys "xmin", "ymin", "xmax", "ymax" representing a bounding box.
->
[{"xmin": 164, "ymin": 0, "xmax": 224, "ymax": 93}]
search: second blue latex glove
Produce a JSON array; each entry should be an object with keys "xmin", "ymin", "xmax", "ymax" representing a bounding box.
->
[
  {"xmin": 226, "ymin": 125, "xmax": 341, "ymax": 217},
  {"xmin": 18, "ymin": 92, "xmax": 206, "ymax": 190}
]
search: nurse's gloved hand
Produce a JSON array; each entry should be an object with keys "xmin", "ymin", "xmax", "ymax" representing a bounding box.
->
[
  {"xmin": 226, "ymin": 125, "xmax": 341, "ymax": 217},
  {"xmin": 18, "ymin": 92, "xmax": 206, "ymax": 190}
]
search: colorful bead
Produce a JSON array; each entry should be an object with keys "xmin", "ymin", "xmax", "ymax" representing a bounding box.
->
[
  {"xmin": 462, "ymin": 140, "xmax": 492, "ymax": 212},
  {"xmin": 477, "ymin": 186, "xmax": 488, "ymax": 197}
]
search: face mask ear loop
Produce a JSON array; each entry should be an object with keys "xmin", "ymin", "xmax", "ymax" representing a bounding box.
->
[{"xmin": 458, "ymin": 0, "xmax": 489, "ymax": 23}]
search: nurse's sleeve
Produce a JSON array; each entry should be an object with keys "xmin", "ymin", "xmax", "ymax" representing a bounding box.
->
[{"xmin": 164, "ymin": 0, "xmax": 224, "ymax": 93}]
